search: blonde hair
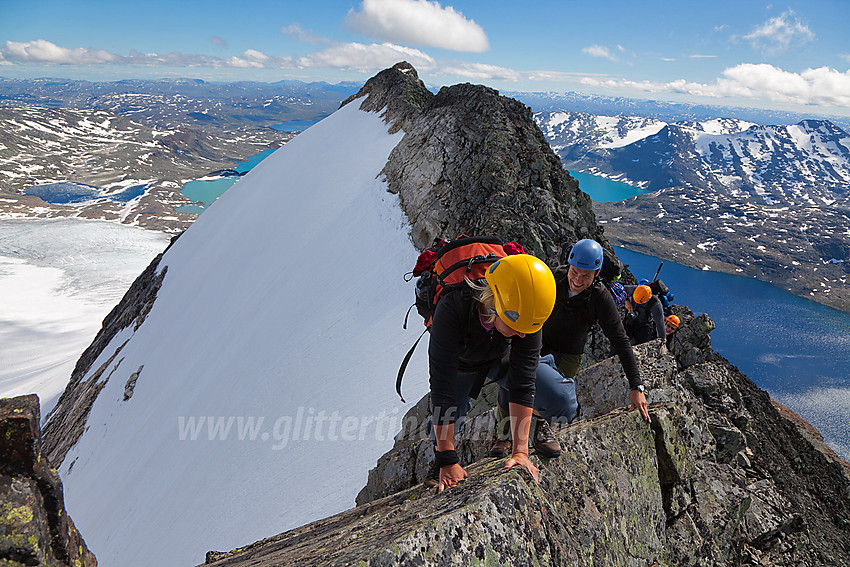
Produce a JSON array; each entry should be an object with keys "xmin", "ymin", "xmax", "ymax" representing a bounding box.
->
[{"xmin": 465, "ymin": 276, "xmax": 497, "ymax": 324}]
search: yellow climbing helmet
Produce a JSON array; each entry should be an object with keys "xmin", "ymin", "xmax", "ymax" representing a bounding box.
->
[
  {"xmin": 484, "ymin": 254, "xmax": 556, "ymax": 334},
  {"xmin": 633, "ymin": 284, "xmax": 652, "ymax": 304}
]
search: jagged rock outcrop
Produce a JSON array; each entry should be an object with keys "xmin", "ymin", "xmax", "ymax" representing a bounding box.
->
[
  {"xmin": 345, "ymin": 61, "xmax": 602, "ymax": 261},
  {"xmin": 202, "ymin": 313, "xmax": 850, "ymax": 566},
  {"xmin": 0, "ymin": 395, "xmax": 97, "ymax": 567}
]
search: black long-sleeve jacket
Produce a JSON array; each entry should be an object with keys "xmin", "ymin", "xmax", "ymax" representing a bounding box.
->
[
  {"xmin": 542, "ymin": 267, "xmax": 642, "ymax": 388},
  {"xmin": 624, "ymin": 284, "xmax": 667, "ymax": 343},
  {"xmin": 428, "ymin": 290, "xmax": 541, "ymax": 426}
]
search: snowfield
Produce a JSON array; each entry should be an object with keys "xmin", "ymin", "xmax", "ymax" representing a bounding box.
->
[{"xmin": 54, "ymin": 100, "xmax": 431, "ymax": 567}]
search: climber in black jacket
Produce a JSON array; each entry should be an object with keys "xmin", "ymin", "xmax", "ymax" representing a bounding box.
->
[
  {"xmin": 542, "ymin": 239, "xmax": 650, "ymax": 423},
  {"xmin": 426, "ymin": 253, "xmax": 557, "ymax": 492}
]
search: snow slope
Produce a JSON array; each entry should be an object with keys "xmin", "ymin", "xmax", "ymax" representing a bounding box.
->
[
  {"xmin": 0, "ymin": 219, "xmax": 170, "ymax": 413},
  {"xmin": 57, "ymin": 101, "xmax": 430, "ymax": 566}
]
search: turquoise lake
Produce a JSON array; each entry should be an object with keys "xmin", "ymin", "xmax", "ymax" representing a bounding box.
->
[
  {"xmin": 271, "ymin": 120, "xmax": 320, "ymax": 132},
  {"xmin": 569, "ymin": 170, "xmax": 646, "ymax": 202},
  {"xmin": 177, "ymin": 148, "xmax": 276, "ymax": 214}
]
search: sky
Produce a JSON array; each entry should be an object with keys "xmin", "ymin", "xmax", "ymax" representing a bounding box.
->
[{"xmin": 1, "ymin": 0, "xmax": 849, "ymax": 117}]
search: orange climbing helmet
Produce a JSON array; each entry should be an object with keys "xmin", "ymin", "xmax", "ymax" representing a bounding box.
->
[{"xmin": 632, "ymin": 284, "xmax": 652, "ymax": 304}]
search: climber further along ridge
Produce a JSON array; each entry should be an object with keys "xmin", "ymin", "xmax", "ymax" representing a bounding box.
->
[
  {"xmin": 623, "ymin": 283, "xmax": 666, "ymax": 346},
  {"xmin": 423, "ymin": 243, "xmax": 557, "ymax": 493},
  {"xmin": 540, "ymin": 239, "xmax": 650, "ymax": 424}
]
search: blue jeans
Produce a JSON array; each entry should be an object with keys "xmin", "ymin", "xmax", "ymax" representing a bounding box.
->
[
  {"xmin": 428, "ymin": 354, "xmax": 578, "ymax": 443},
  {"xmin": 497, "ymin": 354, "xmax": 578, "ymax": 425}
]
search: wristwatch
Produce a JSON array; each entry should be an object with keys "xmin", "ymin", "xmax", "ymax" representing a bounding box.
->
[{"xmin": 631, "ymin": 384, "xmax": 646, "ymax": 393}]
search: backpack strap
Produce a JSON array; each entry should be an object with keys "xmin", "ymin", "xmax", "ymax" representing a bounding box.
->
[
  {"xmin": 395, "ymin": 286, "xmax": 475, "ymax": 403},
  {"xmin": 396, "ymin": 327, "xmax": 427, "ymax": 403}
]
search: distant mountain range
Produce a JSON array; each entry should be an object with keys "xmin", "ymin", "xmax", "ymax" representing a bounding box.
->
[
  {"xmin": 512, "ymin": 90, "xmax": 850, "ymax": 133},
  {"xmin": 0, "ymin": 76, "xmax": 360, "ymax": 127},
  {"xmin": 534, "ymin": 110, "xmax": 850, "ymax": 311}
]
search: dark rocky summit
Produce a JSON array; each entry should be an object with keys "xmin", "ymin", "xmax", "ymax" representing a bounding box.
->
[
  {"xmin": 0, "ymin": 395, "xmax": 97, "ymax": 567},
  {"xmin": 354, "ymin": 62, "xmax": 601, "ymax": 261}
]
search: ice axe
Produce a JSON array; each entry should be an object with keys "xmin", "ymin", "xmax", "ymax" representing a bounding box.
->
[{"xmin": 652, "ymin": 261, "xmax": 663, "ymax": 282}]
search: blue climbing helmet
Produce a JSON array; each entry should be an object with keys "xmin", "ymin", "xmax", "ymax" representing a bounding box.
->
[{"xmin": 567, "ymin": 239, "xmax": 604, "ymax": 271}]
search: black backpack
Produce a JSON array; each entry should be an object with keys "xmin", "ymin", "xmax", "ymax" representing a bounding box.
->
[{"xmin": 600, "ymin": 247, "xmax": 625, "ymax": 284}]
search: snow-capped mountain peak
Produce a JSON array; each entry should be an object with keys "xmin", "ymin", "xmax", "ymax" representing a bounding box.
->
[{"xmin": 536, "ymin": 111, "xmax": 850, "ymax": 205}]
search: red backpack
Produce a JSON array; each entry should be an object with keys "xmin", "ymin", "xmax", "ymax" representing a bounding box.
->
[{"xmin": 397, "ymin": 235, "xmax": 524, "ymax": 401}]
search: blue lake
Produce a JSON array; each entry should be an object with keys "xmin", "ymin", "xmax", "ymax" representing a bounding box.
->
[
  {"xmin": 25, "ymin": 182, "xmax": 148, "ymax": 204},
  {"xmin": 271, "ymin": 120, "xmax": 320, "ymax": 132},
  {"xmin": 614, "ymin": 246, "xmax": 850, "ymax": 461},
  {"xmin": 569, "ymin": 170, "xmax": 647, "ymax": 202},
  {"xmin": 177, "ymin": 148, "xmax": 276, "ymax": 214}
]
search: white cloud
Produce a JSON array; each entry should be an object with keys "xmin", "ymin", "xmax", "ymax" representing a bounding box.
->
[
  {"xmin": 210, "ymin": 36, "xmax": 227, "ymax": 47},
  {"xmin": 0, "ymin": 38, "xmax": 435, "ymax": 74},
  {"xmin": 582, "ymin": 45, "xmax": 618, "ymax": 62},
  {"xmin": 579, "ymin": 63, "xmax": 850, "ymax": 108},
  {"xmin": 743, "ymin": 9, "xmax": 814, "ymax": 52},
  {"xmin": 1, "ymin": 39, "xmax": 117, "ymax": 64},
  {"xmin": 345, "ymin": 0, "xmax": 489, "ymax": 53},
  {"xmin": 525, "ymin": 69, "xmax": 609, "ymax": 82},
  {"xmin": 229, "ymin": 49, "xmax": 271, "ymax": 68},
  {"xmin": 439, "ymin": 62, "xmax": 521, "ymax": 82},
  {"xmin": 295, "ymin": 42, "xmax": 436, "ymax": 72},
  {"xmin": 690, "ymin": 54, "xmax": 718, "ymax": 59}
]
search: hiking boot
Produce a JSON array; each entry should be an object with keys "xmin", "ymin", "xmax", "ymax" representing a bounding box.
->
[
  {"xmin": 488, "ymin": 437, "xmax": 512, "ymax": 458},
  {"xmin": 424, "ymin": 460, "xmax": 440, "ymax": 488},
  {"xmin": 532, "ymin": 418, "xmax": 562, "ymax": 458}
]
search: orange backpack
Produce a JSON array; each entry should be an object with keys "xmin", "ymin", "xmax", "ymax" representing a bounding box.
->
[{"xmin": 397, "ymin": 235, "xmax": 524, "ymax": 401}]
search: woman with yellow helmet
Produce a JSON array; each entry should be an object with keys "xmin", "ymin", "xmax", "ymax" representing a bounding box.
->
[{"xmin": 426, "ymin": 251, "xmax": 557, "ymax": 492}]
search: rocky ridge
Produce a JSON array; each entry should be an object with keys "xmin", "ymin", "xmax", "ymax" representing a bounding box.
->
[
  {"xmin": 365, "ymin": 62, "xmax": 601, "ymax": 260},
  {"xmin": 194, "ymin": 64, "xmax": 850, "ymax": 565},
  {"xmin": 202, "ymin": 310, "xmax": 850, "ymax": 566}
]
